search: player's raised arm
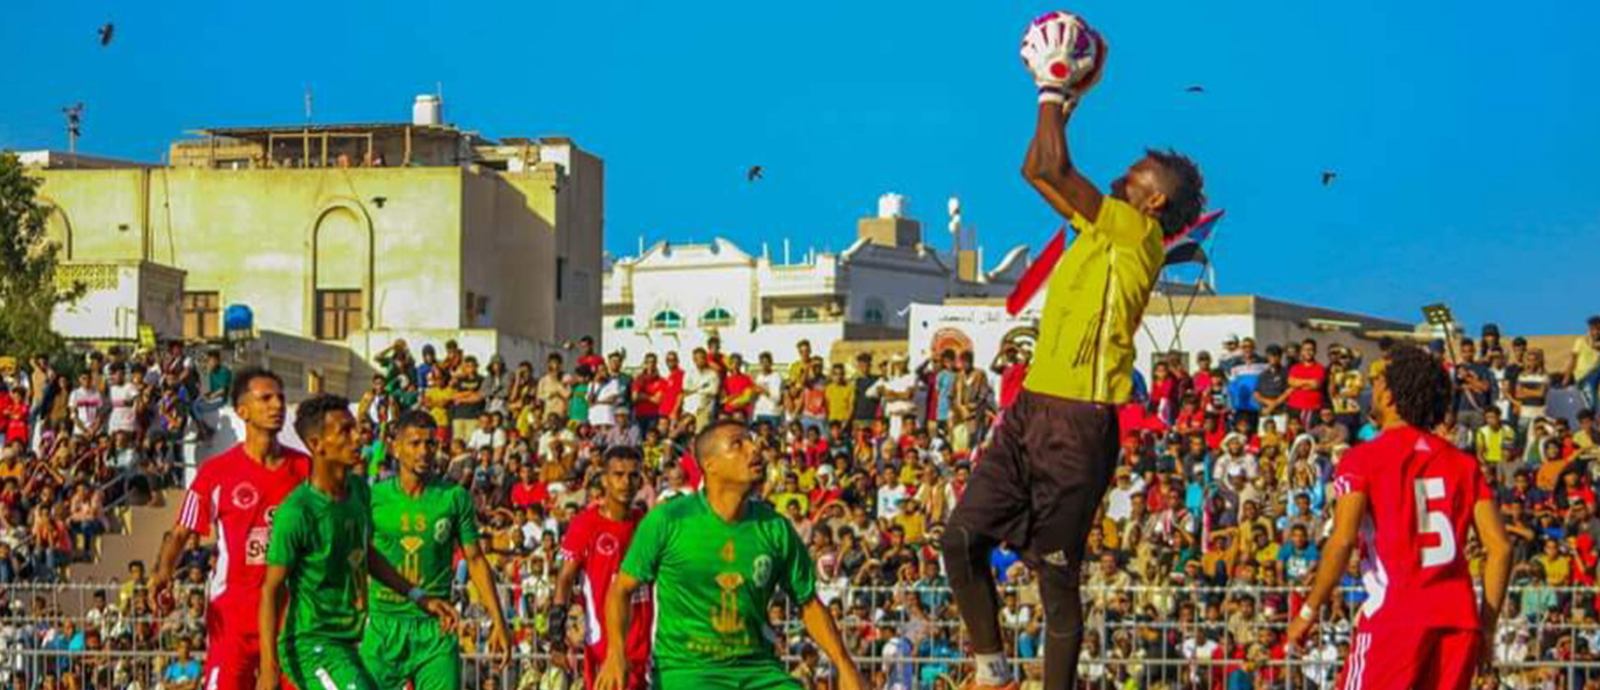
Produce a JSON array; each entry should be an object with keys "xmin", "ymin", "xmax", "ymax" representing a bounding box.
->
[
  {"xmin": 1019, "ymin": 13, "xmax": 1107, "ymax": 224},
  {"xmin": 1474, "ymin": 498, "xmax": 1513, "ymax": 654},
  {"xmin": 1286, "ymin": 490, "xmax": 1368, "ymax": 648},
  {"xmin": 256, "ymin": 564, "xmax": 289, "ymax": 690},
  {"xmin": 799, "ymin": 598, "xmax": 865, "ymax": 690},
  {"xmin": 596, "ymin": 571, "xmax": 643, "ymax": 690},
  {"xmin": 1023, "ymin": 102, "xmax": 1102, "ymax": 224}
]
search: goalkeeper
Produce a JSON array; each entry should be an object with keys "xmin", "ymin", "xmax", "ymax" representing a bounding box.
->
[{"xmin": 942, "ymin": 12, "xmax": 1206, "ymax": 690}]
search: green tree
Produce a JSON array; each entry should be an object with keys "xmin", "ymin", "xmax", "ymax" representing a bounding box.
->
[{"xmin": 0, "ymin": 152, "xmax": 85, "ymax": 356}]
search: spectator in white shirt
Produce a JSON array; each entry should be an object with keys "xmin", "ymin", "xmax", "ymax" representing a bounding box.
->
[
  {"xmin": 877, "ymin": 356, "xmax": 919, "ymax": 440},
  {"xmin": 682, "ymin": 348, "xmax": 721, "ymax": 431},
  {"xmin": 105, "ymin": 368, "xmax": 139, "ymax": 436},
  {"xmin": 466, "ymin": 413, "xmax": 507, "ymax": 461},
  {"xmin": 752, "ymin": 352, "xmax": 785, "ymax": 429},
  {"xmin": 876, "ymin": 469, "xmax": 910, "ymax": 519},
  {"xmin": 68, "ymin": 372, "xmax": 103, "ymax": 437}
]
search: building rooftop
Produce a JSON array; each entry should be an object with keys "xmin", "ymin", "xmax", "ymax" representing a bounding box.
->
[
  {"xmin": 14, "ymin": 150, "xmax": 156, "ymax": 170},
  {"xmin": 188, "ymin": 122, "xmax": 473, "ymax": 140}
]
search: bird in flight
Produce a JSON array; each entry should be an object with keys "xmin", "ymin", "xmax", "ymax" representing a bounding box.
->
[
  {"xmin": 746, "ymin": 165, "xmax": 763, "ymax": 182},
  {"xmin": 1321, "ymin": 171, "xmax": 1338, "ymax": 186},
  {"xmin": 98, "ymin": 23, "xmax": 114, "ymax": 47},
  {"xmin": 1184, "ymin": 85, "xmax": 1205, "ymax": 93}
]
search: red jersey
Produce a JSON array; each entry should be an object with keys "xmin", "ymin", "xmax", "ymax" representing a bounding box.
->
[
  {"xmin": 660, "ymin": 369, "xmax": 685, "ymax": 419},
  {"xmin": 1287, "ymin": 362, "xmax": 1327, "ymax": 411},
  {"xmin": 561, "ymin": 505, "xmax": 653, "ymax": 661},
  {"xmin": 1331, "ymin": 426, "xmax": 1490, "ymax": 632},
  {"xmin": 632, "ymin": 374, "xmax": 665, "ymax": 418},
  {"xmin": 179, "ymin": 445, "xmax": 311, "ymax": 602}
]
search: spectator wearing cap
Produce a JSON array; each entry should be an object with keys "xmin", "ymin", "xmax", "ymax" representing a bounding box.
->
[
  {"xmin": 1567, "ymin": 316, "xmax": 1600, "ymax": 411},
  {"xmin": 1253, "ymin": 344, "xmax": 1289, "ymax": 434},
  {"xmin": 1226, "ymin": 338, "xmax": 1266, "ymax": 429}
]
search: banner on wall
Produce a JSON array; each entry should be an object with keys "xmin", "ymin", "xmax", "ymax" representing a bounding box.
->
[{"xmin": 906, "ymin": 303, "xmax": 1039, "ymax": 389}]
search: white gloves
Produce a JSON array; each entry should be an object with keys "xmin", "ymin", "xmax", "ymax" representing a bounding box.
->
[{"xmin": 1020, "ymin": 11, "xmax": 1106, "ymax": 107}]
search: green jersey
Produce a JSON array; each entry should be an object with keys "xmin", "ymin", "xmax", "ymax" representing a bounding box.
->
[
  {"xmin": 620, "ymin": 493, "xmax": 816, "ymax": 670},
  {"xmin": 266, "ymin": 475, "xmax": 373, "ymax": 644},
  {"xmin": 368, "ymin": 478, "xmax": 479, "ymax": 618}
]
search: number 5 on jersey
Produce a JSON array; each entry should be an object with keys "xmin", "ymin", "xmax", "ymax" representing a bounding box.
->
[{"xmin": 1414, "ymin": 478, "xmax": 1455, "ymax": 568}]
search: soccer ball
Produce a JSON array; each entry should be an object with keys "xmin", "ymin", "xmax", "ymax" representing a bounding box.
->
[{"xmin": 1020, "ymin": 11, "xmax": 1104, "ymax": 89}]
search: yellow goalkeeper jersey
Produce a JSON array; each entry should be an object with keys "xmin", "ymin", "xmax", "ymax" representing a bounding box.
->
[{"xmin": 1024, "ymin": 196, "xmax": 1165, "ymax": 404}]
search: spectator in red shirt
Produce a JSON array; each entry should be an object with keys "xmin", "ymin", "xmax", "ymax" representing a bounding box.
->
[
  {"xmin": 510, "ymin": 463, "xmax": 548, "ymax": 510},
  {"xmin": 632, "ymin": 353, "xmax": 666, "ymax": 433},
  {"xmin": 721, "ymin": 354, "xmax": 756, "ymax": 419},
  {"xmin": 989, "ymin": 346, "xmax": 1030, "ymax": 410},
  {"xmin": 1286, "ymin": 339, "xmax": 1327, "ymax": 427},
  {"xmin": 575, "ymin": 335, "xmax": 605, "ymax": 373},
  {"xmin": 705, "ymin": 336, "xmax": 729, "ymax": 375},
  {"xmin": 660, "ymin": 351, "xmax": 686, "ymax": 421}
]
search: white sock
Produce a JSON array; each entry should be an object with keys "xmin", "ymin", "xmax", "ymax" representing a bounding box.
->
[{"xmin": 974, "ymin": 653, "xmax": 1011, "ymax": 686}]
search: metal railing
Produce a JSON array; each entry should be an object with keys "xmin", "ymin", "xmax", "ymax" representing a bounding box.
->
[{"xmin": 2, "ymin": 582, "xmax": 1596, "ymax": 689}]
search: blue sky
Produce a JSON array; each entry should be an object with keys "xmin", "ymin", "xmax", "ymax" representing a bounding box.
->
[{"xmin": 3, "ymin": 0, "xmax": 1596, "ymax": 335}]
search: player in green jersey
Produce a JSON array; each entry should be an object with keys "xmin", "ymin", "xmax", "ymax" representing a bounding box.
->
[
  {"xmin": 257, "ymin": 395, "xmax": 458, "ymax": 690},
  {"xmin": 361, "ymin": 410, "xmax": 512, "ymax": 689},
  {"xmin": 597, "ymin": 420, "xmax": 864, "ymax": 690}
]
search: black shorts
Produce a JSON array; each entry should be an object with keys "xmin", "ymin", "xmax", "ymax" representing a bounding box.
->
[{"xmin": 948, "ymin": 389, "xmax": 1119, "ymax": 564}]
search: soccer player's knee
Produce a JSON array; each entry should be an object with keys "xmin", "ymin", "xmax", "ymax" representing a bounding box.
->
[
  {"xmin": 1036, "ymin": 562, "xmax": 1083, "ymax": 632},
  {"xmin": 940, "ymin": 524, "xmax": 989, "ymax": 587}
]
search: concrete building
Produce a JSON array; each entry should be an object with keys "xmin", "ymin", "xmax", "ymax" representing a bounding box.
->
[
  {"xmin": 602, "ymin": 194, "xmax": 1028, "ymax": 365},
  {"xmin": 26, "ymin": 96, "xmax": 603, "ymax": 396}
]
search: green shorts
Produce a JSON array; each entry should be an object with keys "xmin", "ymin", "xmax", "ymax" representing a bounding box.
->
[
  {"xmin": 656, "ymin": 665, "xmax": 802, "ymax": 690},
  {"xmin": 359, "ymin": 614, "xmax": 461, "ymax": 690},
  {"xmin": 281, "ymin": 638, "xmax": 377, "ymax": 690}
]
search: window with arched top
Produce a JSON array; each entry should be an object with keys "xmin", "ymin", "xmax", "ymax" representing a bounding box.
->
[
  {"xmin": 651, "ymin": 310, "xmax": 684, "ymax": 329},
  {"xmin": 863, "ymin": 298, "xmax": 887, "ymax": 326},
  {"xmin": 791, "ymin": 307, "xmax": 820, "ymax": 323},
  {"xmin": 613, "ymin": 316, "xmax": 636, "ymax": 330},
  {"xmin": 701, "ymin": 307, "xmax": 734, "ymax": 327}
]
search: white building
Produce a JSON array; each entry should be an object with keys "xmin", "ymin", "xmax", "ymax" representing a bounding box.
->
[{"xmin": 602, "ymin": 194, "xmax": 1028, "ymax": 364}]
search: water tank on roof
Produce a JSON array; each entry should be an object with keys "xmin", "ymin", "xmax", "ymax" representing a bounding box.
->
[
  {"xmin": 413, "ymin": 95, "xmax": 442, "ymax": 126},
  {"xmin": 224, "ymin": 304, "xmax": 254, "ymax": 332}
]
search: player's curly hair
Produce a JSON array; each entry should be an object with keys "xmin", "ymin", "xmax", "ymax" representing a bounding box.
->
[
  {"xmin": 1381, "ymin": 346, "xmax": 1453, "ymax": 430},
  {"xmin": 1145, "ymin": 148, "xmax": 1206, "ymax": 237},
  {"xmin": 293, "ymin": 393, "xmax": 352, "ymax": 443}
]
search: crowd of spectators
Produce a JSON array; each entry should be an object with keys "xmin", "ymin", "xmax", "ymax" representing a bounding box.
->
[
  {"xmin": 5, "ymin": 315, "xmax": 1600, "ymax": 689},
  {"xmin": 0, "ymin": 342, "xmax": 216, "ymax": 585}
]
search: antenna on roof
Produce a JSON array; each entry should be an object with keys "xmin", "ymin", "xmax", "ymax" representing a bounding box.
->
[{"xmin": 62, "ymin": 103, "xmax": 84, "ymax": 158}]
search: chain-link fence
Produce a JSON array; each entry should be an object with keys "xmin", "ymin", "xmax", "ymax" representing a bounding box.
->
[{"xmin": 2, "ymin": 582, "xmax": 1597, "ymax": 689}]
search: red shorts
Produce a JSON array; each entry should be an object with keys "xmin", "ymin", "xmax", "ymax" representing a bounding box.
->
[
  {"xmin": 1338, "ymin": 626, "xmax": 1480, "ymax": 690},
  {"xmin": 201, "ymin": 590, "xmax": 295, "ymax": 690},
  {"xmin": 583, "ymin": 644, "xmax": 650, "ymax": 690}
]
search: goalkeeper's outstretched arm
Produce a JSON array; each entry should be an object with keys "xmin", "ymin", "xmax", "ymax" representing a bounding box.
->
[{"xmin": 1022, "ymin": 102, "xmax": 1103, "ymax": 223}]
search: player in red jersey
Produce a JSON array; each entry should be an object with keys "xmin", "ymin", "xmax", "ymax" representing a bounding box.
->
[
  {"xmin": 553, "ymin": 446, "xmax": 652, "ymax": 690},
  {"xmin": 1287, "ymin": 347, "xmax": 1513, "ymax": 690},
  {"xmin": 148, "ymin": 367, "xmax": 311, "ymax": 690}
]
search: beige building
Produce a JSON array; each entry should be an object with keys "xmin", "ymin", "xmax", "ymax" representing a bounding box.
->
[{"xmin": 27, "ymin": 97, "xmax": 603, "ymax": 396}]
